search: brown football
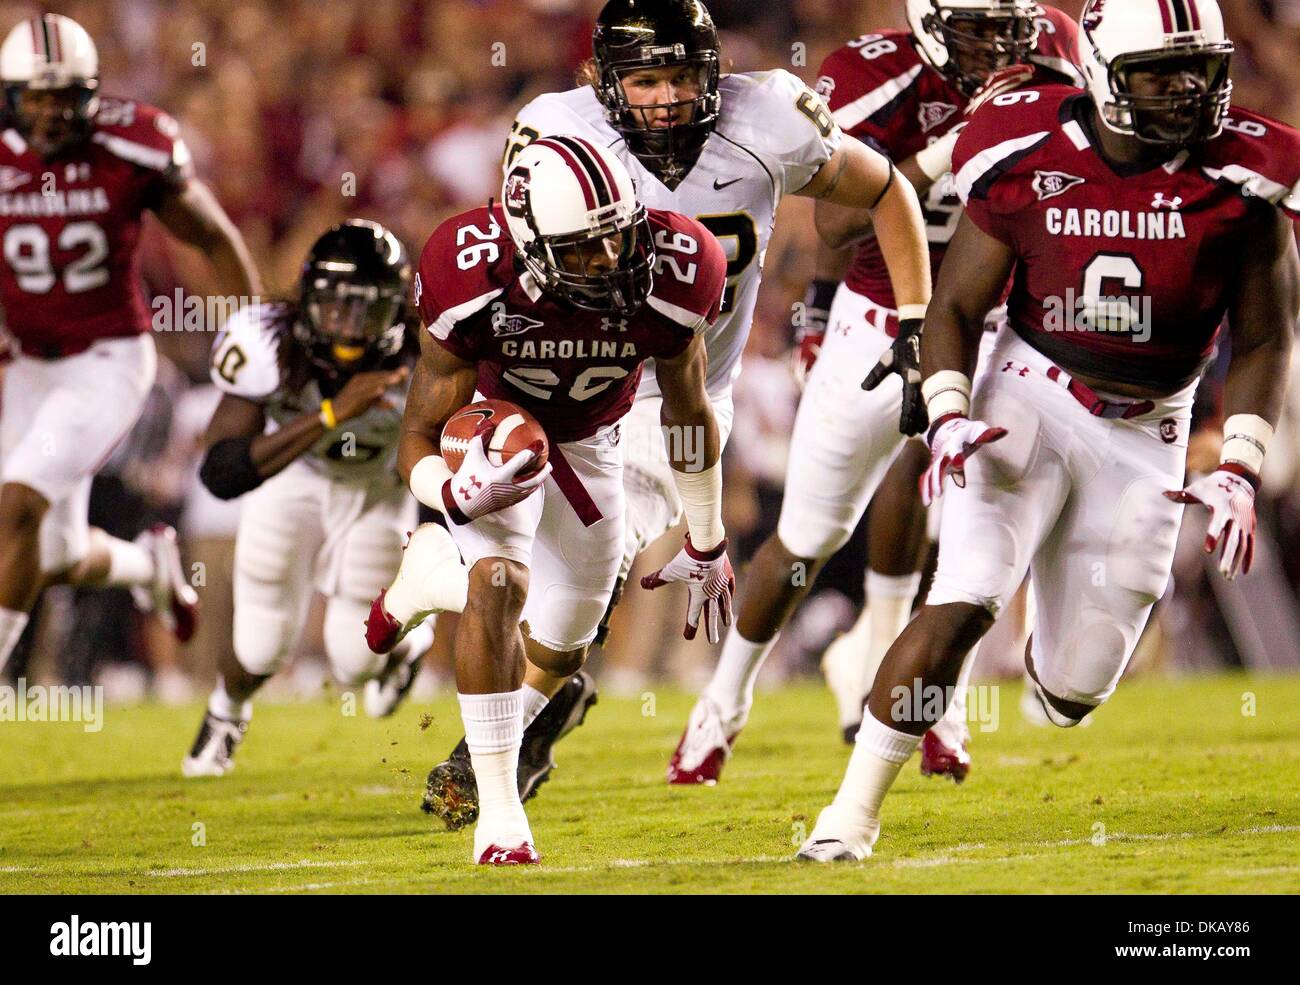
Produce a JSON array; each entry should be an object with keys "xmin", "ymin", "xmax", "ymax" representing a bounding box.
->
[{"xmin": 440, "ymin": 399, "xmax": 548, "ymax": 480}]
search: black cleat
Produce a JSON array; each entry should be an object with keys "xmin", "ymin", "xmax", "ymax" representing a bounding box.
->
[
  {"xmin": 419, "ymin": 671, "xmax": 599, "ymax": 828},
  {"xmin": 519, "ymin": 670, "xmax": 598, "ymax": 802},
  {"xmin": 182, "ymin": 710, "xmax": 248, "ymax": 778},
  {"xmin": 421, "ymin": 738, "xmax": 479, "ymax": 831}
]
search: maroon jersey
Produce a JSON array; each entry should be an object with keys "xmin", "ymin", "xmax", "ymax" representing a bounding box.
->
[
  {"xmin": 815, "ymin": 4, "xmax": 1080, "ymax": 333},
  {"xmin": 0, "ymin": 97, "xmax": 192, "ymax": 357},
  {"xmin": 953, "ymin": 84, "xmax": 1300, "ymax": 390},
  {"xmin": 417, "ymin": 205, "xmax": 726, "ymax": 443}
]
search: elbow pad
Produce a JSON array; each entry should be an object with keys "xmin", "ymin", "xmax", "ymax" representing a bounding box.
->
[{"xmin": 200, "ymin": 437, "xmax": 264, "ymax": 500}]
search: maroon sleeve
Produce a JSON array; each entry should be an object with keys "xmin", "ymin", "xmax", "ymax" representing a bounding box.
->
[
  {"xmin": 416, "ymin": 206, "xmax": 512, "ymax": 361},
  {"xmin": 644, "ymin": 210, "xmax": 728, "ymax": 355},
  {"xmin": 96, "ymin": 99, "xmax": 194, "ymax": 206},
  {"xmin": 816, "ymin": 33, "xmax": 921, "ymax": 155},
  {"xmin": 1204, "ymin": 108, "xmax": 1300, "ymax": 219}
]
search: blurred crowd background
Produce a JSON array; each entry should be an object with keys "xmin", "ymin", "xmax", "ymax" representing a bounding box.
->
[{"xmin": 2, "ymin": 0, "xmax": 1299, "ymax": 706}]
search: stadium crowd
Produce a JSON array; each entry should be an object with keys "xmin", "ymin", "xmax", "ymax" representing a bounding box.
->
[{"xmin": 2, "ymin": 0, "xmax": 1299, "ymax": 702}]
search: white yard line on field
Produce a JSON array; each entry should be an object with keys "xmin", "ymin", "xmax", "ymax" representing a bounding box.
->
[{"xmin": 147, "ymin": 859, "xmax": 371, "ymax": 878}]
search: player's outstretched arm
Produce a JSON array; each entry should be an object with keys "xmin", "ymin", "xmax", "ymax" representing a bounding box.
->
[
  {"xmin": 199, "ymin": 365, "xmax": 409, "ymax": 501},
  {"xmin": 800, "ymin": 138, "xmax": 930, "ymax": 316},
  {"xmin": 642, "ymin": 336, "xmax": 735, "ymax": 643},
  {"xmin": 155, "ymin": 179, "xmax": 262, "ymax": 299},
  {"xmin": 1164, "ymin": 206, "xmax": 1300, "ymax": 579}
]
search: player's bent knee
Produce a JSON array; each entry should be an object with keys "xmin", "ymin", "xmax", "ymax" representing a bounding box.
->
[
  {"xmin": 467, "ymin": 557, "xmax": 529, "ymax": 614},
  {"xmin": 232, "ymin": 609, "xmax": 295, "ymax": 678},
  {"xmin": 525, "ymin": 636, "xmax": 587, "ymax": 677}
]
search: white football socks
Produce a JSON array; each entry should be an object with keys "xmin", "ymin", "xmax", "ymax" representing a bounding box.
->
[
  {"xmin": 459, "ymin": 689, "xmax": 531, "ymax": 855},
  {"xmin": 104, "ymin": 535, "xmax": 155, "ymax": 587},
  {"xmin": 704, "ymin": 630, "xmax": 777, "ymax": 727},
  {"xmin": 0, "ymin": 606, "xmax": 30, "ymax": 676},
  {"xmin": 208, "ymin": 678, "xmax": 253, "ymax": 723},
  {"xmin": 813, "ymin": 713, "xmax": 921, "ymax": 855},
  {"xmin": 520, "ymin": 684, "xmax": 550, "ymax": 731},
  {"xmin": 862, "ymin": 570, "xmax": 922, "ymax": 695}
]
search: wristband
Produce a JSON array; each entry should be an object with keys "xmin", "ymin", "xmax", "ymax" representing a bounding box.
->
[
  {"xmin": 921, "ymin": 370, "xmax": 971, "ymax": 423},
  {"xmin": 409, "ymin": 454, "xmax": 455, "ymax": 512},
  {"xmin": 897, "ymin": 303, "xmax": 928, "ymax": 324},
  {"xmin": 1220, "ymin": 413, "xmax": 1272, "ymax": 477},
  {"xmin": 319, "ymin": 399, "xmax": 338, "ymax": 429},
  {"xmin": 914, "ymin": 129, "xmax": 960, "ymax": 183},
  {"xmin": 670, "ymin": 461, "xmax": 725, "ymax": 551}
]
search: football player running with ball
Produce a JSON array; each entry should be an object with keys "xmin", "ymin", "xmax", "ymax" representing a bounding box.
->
[
  {"xmin": 799, "ymin": 0, "xmax": 1300, "ymax": 862},
  {"xmin": 419, "ymin": 0, "xmax": 932, "ymax": 818},
  {"xmin": 183, "ymin": 222, "xmax": 449, "ymax": 776},
  {"xmin": 0, "ymin": 14, "xmax": 260, "ymax": 675},
  {"xmin": 714, "ymin": 1, "xmax": 1084, "ymax": 786},
  {"xmin": 381, "ymin": 137, "xmax": 731, "ymax": 863}
]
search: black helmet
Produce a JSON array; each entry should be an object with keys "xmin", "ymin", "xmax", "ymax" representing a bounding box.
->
[
  {"xmin": 592, "ymin": 0, "xmax": 721, "ymax": 186},
  {"xmin": 296, "ymin": 220, "xmax": 409, "ymax": 376}
]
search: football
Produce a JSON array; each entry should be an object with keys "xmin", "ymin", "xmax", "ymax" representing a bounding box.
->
[{"xmin": 439, "ymin": 398, "xmax": 548, "ymax": 480}]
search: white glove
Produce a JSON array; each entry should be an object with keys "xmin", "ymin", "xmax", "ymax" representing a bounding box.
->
[
  {"xmin": 441, "ymin": 429, "xmax": 551, "ymax": 524},
  {"xmin": 640, "ymin": 535, "xmax": 736, "ymax": 644},
  {"xmin": 919, "ymin": 415, "xmax": 1007, "ymax": 506},
  {"xmin": 1164, "ymin": 468, "xmax": 1257, "ymax": 579}
]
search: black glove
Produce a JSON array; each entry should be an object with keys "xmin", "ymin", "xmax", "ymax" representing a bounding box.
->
[{"xmin": 862, "ymin": 316, "xmax": 927, "ymax": 437}]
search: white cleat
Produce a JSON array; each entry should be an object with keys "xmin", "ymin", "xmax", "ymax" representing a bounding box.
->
[
  {"xmin": 820, "ymin": 628, "xmax": 868, "ymax": 742},
  {"xmin": 366, "ymin": 524, "xmax": 467, "ymax": 655},
  {"xmin": 795, "ymin": 806, "xmax": 879, "ymax": 863},
  {"xmin": 182, "ymin": 710, "xmax": 247, "ymax": 778},
  {"xmin": 131, "ymin": 524, "xmax": 200, "ymax": 642}
]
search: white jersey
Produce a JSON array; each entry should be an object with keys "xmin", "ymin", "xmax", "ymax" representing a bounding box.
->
[
  {"xmin": 210, "ymin": 303, "xmax": 408, "ymax": 486},
  {"xmin": 506, "ymin": 70, "xmax": 842, "ymax": 400}
]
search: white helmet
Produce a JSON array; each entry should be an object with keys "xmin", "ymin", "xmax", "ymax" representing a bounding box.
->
[
  {"xmin": 1080, "ymin": 0, "xmax": 1232, "ymax": 147},
  {"xmin": 502, "ymin": 135, "xmax": 653, "ymax": 314},
  {"xmin": 0, "ymin": 14, "xmax": 100, "ymax": 153},
  {"xmin": 907, "ymin": 0, "xmax": 1041, "ymax": 95}
]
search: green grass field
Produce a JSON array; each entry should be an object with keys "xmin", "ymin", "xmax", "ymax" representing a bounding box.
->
[{"xmin": 1, "ymin": 674, "xmax": 1297, "ymax": 894}]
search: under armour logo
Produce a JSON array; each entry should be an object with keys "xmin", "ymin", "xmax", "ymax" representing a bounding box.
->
[
  {"xmin": 1152, "ymin": 193, "xmax": 1182, "ymax": 210},
  {"xmin": 688, "ymin": 570, "xmax": 707, "ymax": 581},
  {"xmin": 487, "ymin": 849, "xmax": 512, "ymax": 863},
  {"xmin": 1001, "ymin": 360, "xmax": 1029, "ymax": 377},
  {"xmin": 460, "ymin": 476, "xmax": 483, "ymax": 501},
  {"xmin": 600, "ymin": 316, "xmax": 628, "ymax": 333}
]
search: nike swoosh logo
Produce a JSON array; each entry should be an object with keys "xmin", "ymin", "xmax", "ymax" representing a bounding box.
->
[{"xmin": 713, "ymin": 177, "xmax": 743, "ymax": 190}]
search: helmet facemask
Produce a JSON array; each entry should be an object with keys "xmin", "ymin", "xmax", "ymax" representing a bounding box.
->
[
  {"xmin": 1103, "ymin": 45, "xmax": 1233, "ymax": 148},
  {"xmin": 597, "ymin": 47, "xmax": 720, "ymax": 185},
  {"xmin": 5, "ymin": 78, "xmax": 99, "ymax": 157},
  {"xmin": 299, "ymin": 278, "xmax": 405, "ymax": 373},
  {"xmin": 921, "ymin": 6, "xmax": 1040, "ymax": 95},
  {"xmin": 524, "ymin": 207, "xmax": 654, "ymax": 315}
]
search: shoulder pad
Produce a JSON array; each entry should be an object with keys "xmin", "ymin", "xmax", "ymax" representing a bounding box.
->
[
  {"xmin": 210, "ymin": 303, "xmax": 291, "ymax": 400},
  {"xmin": 953, "ymin": 84, "xmax": 1070, "ymax": 203},
  {"xmin": 416, "ymin": 206, "xmax": 513, "ymax": 340},
  {"xmin": 815, "ymin": 32, "xmax": 926, "ymax": 132},
  {"xmin": 92, "ymin": 97, "xmax": 193, "ymax": 181},
  {"xmin": 1201, "ymin": 108, "xmax": 1300, "ymax": 217},
  {"xmin": 645, "ymin": 209, "xmax": 727, "ymax": 335}
]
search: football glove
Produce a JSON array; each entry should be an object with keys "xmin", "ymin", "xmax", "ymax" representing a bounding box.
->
[
  {"xmin": 441, "ymin": 426, "xmax": 550, "ymax": 524},
  {"xmin": 919, "ymin": 415, "xmax": 1007, "ymax": 506},
  {"xmin": 791, "ymin": 279, "xmax": 837, "ymax": 390},
  {"xmin": 641, "ymin": 535, "xmax": 736, "ymax": 644},
  {"xmin": 1164, "ymin": 467, "xmax": 1257, "ymax": 580},
  {"xmin": 863, "ymin": 317, "xmax": 928, "ymax": 437}
]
